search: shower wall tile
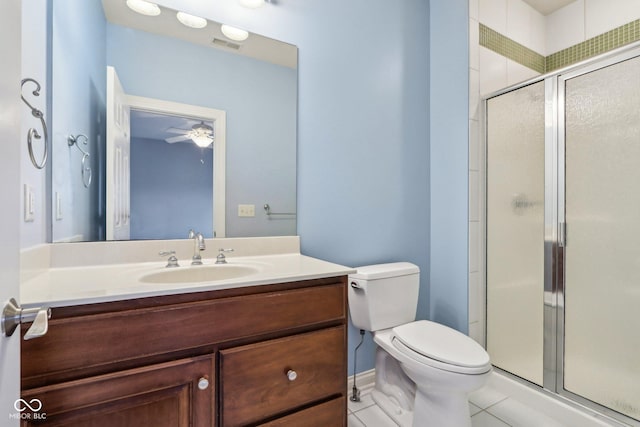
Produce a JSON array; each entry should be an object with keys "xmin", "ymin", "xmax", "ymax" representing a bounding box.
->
[
  {"xmin": 585, "ymin": 0, "xmax": 640, "ymax": 40},
  {"xmin": 469, "ymin": 221, "xmax": 480, "ymax": 273},
  {"xmin": 480, "ymin": 0, "xmax": 507, "ymax": 35},
  {"xmin": 546, "ymin": 19, "xmax": 640, "ymax": 71},
  {"xmin": 469, "ymin": 68, "xmax": 480, "ymax": 120},
  {"xmin": 507, "ymin": 60, "xmax": 538, "ymax": 86},
  {"xmin": 469, "ymin": 321, "xmax": 484, "ymax": 345},
  {"xmin": 530, "ymin": 9, "xmax": 546, "ymax": 56},
  {"xmin": 507, "ymin": 0, "xmax": 533, "ymax": 48},
  {"xmin": 470, "ymin": 19, "xmax": 480, "ymax": 71},
  {"xmin": 479, "ymin": 46, "xmax": 507, "ymax": 96},
  {"xmin": 546, "ymin": 0, "xmax": 585, "ymax": 55},
  {"xmin": 470, "ymin": 0, "xmax": 479, "ymax": 20},
  {"xmin": 469, "ymin": 271, "xmax": 481, "ymax": 323},
  {"xmin": 469, "ymin": 119, "xmax": 479, "ymax": 171},
  {"xmin": 480, "ymin": 24, "xmax": 546, "ymax": 73},
  {"xmin": 469, "ymin": 171, "xmax": 480, "ymax": 222}
]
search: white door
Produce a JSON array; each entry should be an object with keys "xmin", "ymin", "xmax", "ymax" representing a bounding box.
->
[
  {"xmin": 106, "ymin": 66, "xmax": 131, "ymax": 240},
  {"xmin": 0, "ymin": 1, "xmax": 23, "ymax": 425}
]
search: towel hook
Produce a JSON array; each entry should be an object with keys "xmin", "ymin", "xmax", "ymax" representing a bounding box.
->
[
  {"xmin": 21, "ymin": 78, "xmax": 48, "ymax": 170},
  {"xmin": 68, "ymin": 134, "xmax": 92, "ymax": 188}
]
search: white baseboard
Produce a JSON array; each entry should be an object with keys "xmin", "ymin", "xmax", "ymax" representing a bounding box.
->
[{"xmin": 347, "ymin": 368, "xmax": 376, "ymax": 399}]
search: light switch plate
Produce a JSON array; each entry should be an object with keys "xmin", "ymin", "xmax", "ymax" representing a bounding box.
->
[
  {"xmin": 56, "ymin": 192, "xmax": 63, "ymax": 220},
  {"xmin": 238, "ymin": 204, "xmax": 255, "ymax": 217},
  {"xmin": 24, "ymin": 184, "xmax": 35, "ymax": 222}
]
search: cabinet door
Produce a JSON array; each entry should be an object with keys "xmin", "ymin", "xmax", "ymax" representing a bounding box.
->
[
  {"xmin": 20, "ymin": 355, "xmax": 214, "ymax": 427},
  {"xmin": 220, "ymin": 326, "xmax": 345, "ymax": 427}
]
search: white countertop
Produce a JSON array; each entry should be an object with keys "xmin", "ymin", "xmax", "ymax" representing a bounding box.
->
[{"xmin": 21, "ymin": 253, "xmax": 355, "ymax": 308}]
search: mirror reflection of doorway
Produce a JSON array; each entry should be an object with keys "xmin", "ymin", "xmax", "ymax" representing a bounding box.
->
[
  {"xmin": 129, "ymin": 110, "xmax": 214, "ymax": 240},
  {"xmin": 106, "ymin": 65, "xmax": 226, "ymax": 240}
]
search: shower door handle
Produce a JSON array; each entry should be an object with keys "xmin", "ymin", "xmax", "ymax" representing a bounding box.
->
[{"xmin": 558, "ymin": 222, "xmax": 566, "ymax": 248}]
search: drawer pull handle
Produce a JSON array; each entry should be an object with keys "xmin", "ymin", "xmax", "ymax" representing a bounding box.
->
[
  {"xmin": 198, "ymin": 377, "xmax": 209, "ymax": 390},
  {"xmin": 286, "ymin": 369, "xmax": 298, "ymax": 381}
]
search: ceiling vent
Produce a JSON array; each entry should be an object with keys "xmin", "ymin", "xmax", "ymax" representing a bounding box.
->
[{"xmin": 212, "ymin": 38, "xmax": 241, "ymax": 50}]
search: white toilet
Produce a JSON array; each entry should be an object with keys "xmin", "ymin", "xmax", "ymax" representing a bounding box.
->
[{"xmin": 348, "ymin": 263, "xmax": 491, "ymax": 427}]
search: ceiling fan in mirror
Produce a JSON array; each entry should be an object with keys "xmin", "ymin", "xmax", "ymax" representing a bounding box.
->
[{"xmin": 165, "ymin": 122, "xmax": 214, "ymax": 147}]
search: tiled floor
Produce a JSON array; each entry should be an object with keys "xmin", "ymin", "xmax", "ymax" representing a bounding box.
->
[{"xmin": 347, "ymin": 383, "xmax": 574, "ymax": 427}]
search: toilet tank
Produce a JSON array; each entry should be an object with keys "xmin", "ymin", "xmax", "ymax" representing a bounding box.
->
[{"xmin": 348, "ymin": 262, "xmax": 420, "ymax": 332}]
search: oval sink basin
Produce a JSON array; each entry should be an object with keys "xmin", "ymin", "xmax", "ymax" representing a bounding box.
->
[{"xmin": 140, "ymin": 265, "xmax": 259, "ymax": 284}]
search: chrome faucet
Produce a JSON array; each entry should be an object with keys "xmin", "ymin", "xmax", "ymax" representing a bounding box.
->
[
  {"xmin": 159, "ymin": 250, "xmax": 180, "ymax": 268},
  {"xmin": 188, "ymin": 229, "xmax": 206, "ymax": 265},
  {"xmin": 216, "ymin": 248, "xmax": 234, "ymax": 264}
]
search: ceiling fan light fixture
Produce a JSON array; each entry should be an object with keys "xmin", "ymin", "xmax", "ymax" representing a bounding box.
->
[
  {"xmin": 176, "ymin": 11, "xmax": 208, "ymax": 29},
  {"xmin": 238, "ymin": 0, "xmax": 265, "ymax": 9},
  {"xmin": 192, "ymin": 134, "xmax": 214, "ymax": 148},
  {"xmin": 126, "ymin": 0, "xmax": 161, "ymax": 16},
  {"xmin": 221, "ymin": 24, "xmax": 249, "ymax": 42}
]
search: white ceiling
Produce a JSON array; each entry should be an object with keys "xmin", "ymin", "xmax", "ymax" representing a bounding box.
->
[{"xmin": 521, "ymin": 0, "xmax": 577, "ymax": 15}]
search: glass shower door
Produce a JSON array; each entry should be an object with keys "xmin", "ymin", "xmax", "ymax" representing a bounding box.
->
[
  {"xmin": 563, "ymin": 55, "xmax": 640, "ymax": 420},
  {"xmin": 486, "ymin": 81, "xmax": 545, "ymax": 386}
]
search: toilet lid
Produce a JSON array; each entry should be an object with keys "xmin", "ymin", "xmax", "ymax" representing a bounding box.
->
[{"xmin": 392, "ymin": 320, "xmax": 490, "ymax": 368}]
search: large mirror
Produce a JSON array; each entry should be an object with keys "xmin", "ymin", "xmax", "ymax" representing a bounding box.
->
[{"xmin": 48, "ymin": 0, "xmax": 297, "ymax": 242}]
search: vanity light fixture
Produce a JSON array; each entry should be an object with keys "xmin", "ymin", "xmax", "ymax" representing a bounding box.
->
[
  {"xmin": 221, "ymin": 24, "xmax": 249, "ymax": 42},
  {"xmin": 126, "ymin": 0, "xmax": 161, "ymax": 16},
  {"xmin": 176, "ymin": 11, "xmax": 208, "ymax": 29},
  {"xmin": 238, "ymin": 0, "xmax": 266, "ymax": 9}
]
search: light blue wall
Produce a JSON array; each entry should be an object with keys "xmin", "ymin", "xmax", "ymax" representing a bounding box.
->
[
  {"xmin": 129, "ymin": 137, "xmax": 213, "ymax": 240},
  {"xmin": 293, "ymin": 1, "xmax": 431, "ymax": 374},
  {"xmin": 51, "ymin": 0, "xmax": 106, "ymax": 242},
  {"xmin": 430, "ymin": 0, "xmax": 470, "ymax": 332},
  {"xmin": 106, "ymin": 24, "xmax": 297, "ymax": 237},
  {"xmin": 142, "ymin": 0, "xmax": 469, "ymax": 375}
]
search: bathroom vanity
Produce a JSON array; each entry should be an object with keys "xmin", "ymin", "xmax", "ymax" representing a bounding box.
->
[{"xmin": 19, "ymin": 240, "xmax": 352, "ymax": 427}]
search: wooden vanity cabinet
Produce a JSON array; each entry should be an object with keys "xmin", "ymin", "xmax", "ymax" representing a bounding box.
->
[{"xmin": 21, "ymin": 277, "xmax": 348, "ymax": 427}]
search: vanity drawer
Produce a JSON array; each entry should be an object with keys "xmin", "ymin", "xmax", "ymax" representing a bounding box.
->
[
  {"xmin": 258, "ymin": 397, "xmax": 346, "ymax": 427},
  {"xmin": 220, "ymin": 326, "xmax": 346, "ymax": 427},
  {"xmin": 22, "ymin": 280, "xmax": 346, "ymax": 387}
]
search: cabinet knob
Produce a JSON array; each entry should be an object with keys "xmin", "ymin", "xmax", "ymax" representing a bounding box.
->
[
  {"xmin": 198, "ymin": 377, "xmax": 209, "ymax": 390},
  {"xmin": 286, "ymin": 369, "xmax": 297, "ymax": 381}
]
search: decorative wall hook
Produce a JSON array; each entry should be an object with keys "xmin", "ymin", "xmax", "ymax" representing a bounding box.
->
[
  {"xmin": 21, "ymin": 78, "xmax": 48, "ymax": 169},
  {"xmin": 68, "ymin": 134, "xmax": 92, "ymax": 188}
]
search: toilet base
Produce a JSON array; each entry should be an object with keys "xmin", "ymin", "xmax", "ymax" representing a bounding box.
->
[
  {"xmin": 371, "ymin": 383, "xmax": 473, "ymax": 427},
  {"xmin": 412, "ymin": 387, "xmax": 471, "ymax": 427},
  {"xmin": 370, "ymin": 347, "xmax": 415, "ymax": 427},
  {"xmin": 370, "ymin": 334, "xmax": 489, "ymax": 427}
]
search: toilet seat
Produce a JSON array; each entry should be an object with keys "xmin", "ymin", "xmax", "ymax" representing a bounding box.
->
[{"xmin": 391, "ymin": 320, "xmax": 491, "ymax": 375}]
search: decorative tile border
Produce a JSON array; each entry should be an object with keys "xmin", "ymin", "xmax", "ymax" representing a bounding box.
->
[
  {"xmin": 479, "ymin": 24, "xmax": 545, "ymax": 73},
  {"xmin": 546, "ymin": 19, "xmax": 640, "ymax": 71},
  {"xmin": 480, "ymin": 19, "xmax": 640, "ymax": 74}
]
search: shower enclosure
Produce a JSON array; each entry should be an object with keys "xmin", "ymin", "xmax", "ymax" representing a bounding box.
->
[{"xmin": 485, "ymin": 43, "xmax": 640, "ymax": 425}]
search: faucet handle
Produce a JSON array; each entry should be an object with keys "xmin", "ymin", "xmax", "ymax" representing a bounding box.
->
[
  {"xmin": 187, "ymin": 229, "xmax": 196, "ymax": 239},
  {"xmin": 216, "ymin": 248, "xmax": 234, "ymax": 264},
  {"xmin": 159, "ymin": 250, "xmax": 180, "ymax": 268}
]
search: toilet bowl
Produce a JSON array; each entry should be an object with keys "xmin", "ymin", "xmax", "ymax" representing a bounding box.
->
[{"xmin": 348, "ymin": 263, "xmax": 491, "ymax": 427}]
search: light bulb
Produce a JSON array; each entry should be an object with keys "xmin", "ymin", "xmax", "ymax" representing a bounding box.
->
[
  {"xmin": 176, "ymin": 12, "xmax": 207, "ymax": 29},
  {"xmin": 126, "ymin": 0, "xmax": 161, "ymax": 16},
  {"xmin": 221, "ymin": 24, "xmax": 249, "ymax": 42},
  {"xmin": 192, "ymin": 134, "xmax": 213, "ymax": 148}
]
